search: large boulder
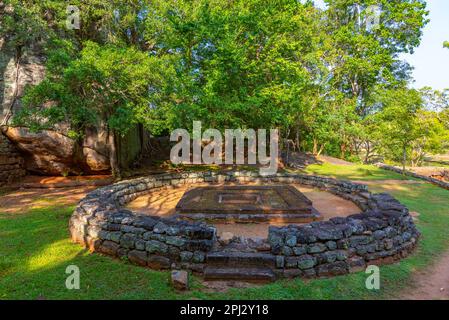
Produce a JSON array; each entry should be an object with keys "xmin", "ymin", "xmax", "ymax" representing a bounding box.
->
[
  {"xmin": 2, "ymin": 127, "xmax": 110, "ymax": 175},
  {"xmin": 171, "ymin": 270, "xmax": 189, "ymax": 290},
  {"xmin": 1, "ymin": 38, "xmax": 139, "ymax": 176},
  {"xmin": 82, "ymin": 126, "xmax": 111, "ymax": 172},
  {"xmin": 0, "ymin": 40, "xmax": 46, "ymax": 124}
]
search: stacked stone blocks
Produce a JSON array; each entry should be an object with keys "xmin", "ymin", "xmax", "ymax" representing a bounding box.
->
[{"xmin": 0, "ymin": 132, "xmax": 25, "ymax": 186}]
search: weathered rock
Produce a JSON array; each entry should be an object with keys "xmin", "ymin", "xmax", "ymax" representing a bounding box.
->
[
  {"xmin": 153, "ymin": 222, "xmax": 168, "ymax": 234},
  {"xmin": 203, "ymin": 267, "xmax": 276, "ymax": 282},
  {"xmin": 292, "ymin": 245, "xmax": 307, "ymax": 256},
  {"xmin": 186, "ymin": 239, "xmax": 213, "ymax": 251},
  {"xmin": 128, "ymin": 250, "xmax": 148, "ymax": 266},
  {"xmin": 135, "ymin": 240, "xmax": 146, "ymax": 251},
  {"xmin": 282, "ymin": 246, "xmax": 294, "ymax": 256},
  {"xmin": 283, "ymin": 269, "xmax": 302, "ymax": 278},
  {"xmin": 276, "ymin": 256, "xmax": 285, "ymax": 268},
  {"xmin": 218, "ymin": 232, "xmax": 235, "ymax": 245},
  {"xmin": 348, "ymin": 256, "xmax": 366, "ymax": 273},
  {"xmin": 117, "ymin": 248, "xmax": 129, "ymax": 259},
  {"xmin": 120, "ymin": 233, "xmax": 136, "ymax": 249},
  {"xmin": 285, "ymin": 257, "xmax": 301, "ymax": 268},
  {"xmin": 247, "ymin": 238, "xmax": 271, "ymax": 252},
  {"xmin": 317, "ymin": 261, "xmax": 348, "ymax": 277},
  {"xmin": 297, "ymin": 255, "xmax": 317, "ymax": 270},
  {"xmin": 148, "ymin": 255, "xmax": 171, "ymax": 269},
  {"xmin": 180, "ymin": 251, "xmax": 193, "ymax": 262},
  {"xmin": 134, "ymin": 217, "xmax": 158, "ymax": 230},
  {"xmin": 145, "ymin": 240, "xmax": 168, "ymax": 254},
  {"xmin": 0, "ymin": 42, "xmax": 45, "ymax": 123},
  {"xmin": 307, "ymin": 243, "xmax": 327, "ymax": 254},
  {"xmin": 98, "ymin": 240, "xmax": 119, "ymax": 256},
  {"xmin": 192, "ymin": 251, "xmax": 206, "ymax": 263},
  {"xmin": 109, "ymin": 231, "xmax": 122, "ymax": 243},
  {"xmin": 325, "ymin": 241, "xmax": 337, "ymax": 250},
  {"xmin": 285, "ymin": 234, "xmax": 297, "ymax": 247},
  {"xmin": 166, "ymin": 236, "xmax": 186, "ymax": 248},
  {"xmin": 349, "ymin": 235, "xmax": 373, "ymax": 247},
  {"xmin": 171, "ymin": 270, "xmax": 189, "ymax": 290},
  {"xmin": 2, "ymin": 127, "xmax": 110, "ymax": 175},
  {"xmin": 0, "ymin": 39, "xmax": 114, "ymax": 176}
]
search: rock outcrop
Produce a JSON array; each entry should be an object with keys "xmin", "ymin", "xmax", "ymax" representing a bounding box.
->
[
  {"xmin": 2, "ymin": 127, "xmax": 110, "ymax": 175},
  {"xmin": 1, "ymin": 39, "xmax": 113, "ymax": 176},
  {"xmin": 0, "ymin": 40, "xmax": 45, "ymax": 125}
]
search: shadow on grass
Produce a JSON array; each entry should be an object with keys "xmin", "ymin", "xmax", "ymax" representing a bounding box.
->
[{"xmin": 0, "ymin": 206, "xmax": 190, "ymax": 299}]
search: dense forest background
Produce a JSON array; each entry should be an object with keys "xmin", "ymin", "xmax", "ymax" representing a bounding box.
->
[{"xmin": 1, "ymin": 0, "xmax": 448, "ymax": 175}]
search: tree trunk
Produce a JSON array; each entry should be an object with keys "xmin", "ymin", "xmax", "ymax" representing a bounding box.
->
[
  {"xmin": 364, "ymin": 141, "xmax": 370, "ymax": 164},
  {"xmin": 312, "ymin": 138, "xmax": 318, "ymax": 155},
  {"xmin": 402, "ymin": 144, "xmax": 407, "ymax": 175},
  {"xmin": 317, "ymin": 144, "xmax": 325, "ymax": 157},
  {"xmin": 295, "ymin": 129, "xmax": 300, "ymax": 151},
  {"xmin": 108, "ymin": 130, "xmax": 120, "ymax": 178},
  {"xmin": 340, "ymin": 143, "xmax": 346, "ymax": 159}
]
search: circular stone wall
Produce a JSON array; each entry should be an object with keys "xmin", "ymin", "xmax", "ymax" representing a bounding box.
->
[{"xmin": 70, "ymin": 171, "xmax": 420, "ymax": 280}]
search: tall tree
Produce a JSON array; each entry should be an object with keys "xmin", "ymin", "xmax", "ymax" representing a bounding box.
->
[
  {"xmin": 374, "ymin": 88, "xmax": 423, "ymax": 171},
  {"xmin": 142, "ymin": 0, "xmax": 323, "ymax": 135},
  {"xmin": 322, "ymin": 0, "xmax": 428, "ymax": 114}
]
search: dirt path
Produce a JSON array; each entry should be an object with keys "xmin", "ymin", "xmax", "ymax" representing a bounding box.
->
[
  {"xmin": 15, "ymin": 175, "xmax": 113, "ymax": 188},
  {"xmin": 318, "ymin": 155, "xmax": 354, "ymax": 165},
  {"xmin": 0, "ymin": 187, "xmax": 95, "ymax": 214},
  {"xmin": 352, "ymin": 179, "xmax": 426, "ymax": 185},
  {"xmin": 399, "ymin": 252, "xmax": 449, "ymax": 300}
]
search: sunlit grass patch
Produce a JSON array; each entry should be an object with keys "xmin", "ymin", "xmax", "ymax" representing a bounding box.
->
[{"xmin": 304, "ymin": 163, "xmax": 416, "ymax": 181}]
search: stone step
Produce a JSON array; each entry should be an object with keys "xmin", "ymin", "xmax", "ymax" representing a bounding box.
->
[
  {"xmin": 203, "ymin": 267, "xmax": 276, "ymax": 283},
  {"xmin": 206, "ymin": 252, "xmax": 276, "ymax": 268}
]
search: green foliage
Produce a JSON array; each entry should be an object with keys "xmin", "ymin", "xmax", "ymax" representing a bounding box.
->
[
  {"xmin": 364, "ymin": 88, "xmax": 448, "ymax": 167},
  {"xmin": 141, "ymin": 0, "xmax": 324, "ymax": 132},
  {"xmin": 15, "ymin": 41, "xmax": 174, "ymax": 138},
  {"xmin": 4, "ymin": 0, "xmax": 446, "ymax": 167},
  {"xmin": 322, "ymin": 0, "xmax": 429, "ymax": 114},
  {"xmin": 0, "ymin": 0, "xmax": 55, "ymax": 49}
]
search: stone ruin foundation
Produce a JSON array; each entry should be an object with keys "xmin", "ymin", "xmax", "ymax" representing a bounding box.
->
[
  {"xmin": 70, "ymin": 171, "xmax": 420, "ymax": 282},
  {"xmin": 175, "ymin": 185, "xmax": 322, "ymax": 223}
]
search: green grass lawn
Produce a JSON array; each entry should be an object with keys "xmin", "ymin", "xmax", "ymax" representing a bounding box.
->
[
  {"xmin": 1, "ymin": 164, "xmax": 448, "ymax": 299},
  {"xmin": 303, "ymin": 163, "xmax": 416, "ymax": 181}
]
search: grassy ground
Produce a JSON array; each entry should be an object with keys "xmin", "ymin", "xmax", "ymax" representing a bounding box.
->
[
  {"xmin": 303, "ymin": 163, "xmax": 416, "ymax": 181},
  {"xmin": 1, "ymin": 164, "xmax": 448, "ymax": 299}
]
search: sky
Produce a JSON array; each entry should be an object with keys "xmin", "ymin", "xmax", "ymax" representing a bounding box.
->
[
  {"xmin": 314, "ymin": 0, "xmax": 449, "ymax": 91},
  {"xmin": 401, "ymin": 0, "xmax": 449, "ymax": 90}
]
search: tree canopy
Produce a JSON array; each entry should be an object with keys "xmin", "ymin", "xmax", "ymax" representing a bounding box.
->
[{"xmin": 2, "ymin": 0, "xmax": 447, "ymax": 172}]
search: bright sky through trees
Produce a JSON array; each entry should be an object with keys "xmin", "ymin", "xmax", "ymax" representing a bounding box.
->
[
  {"xmin": 401, "ymin": 0, "xmax": 449, "ymax": 90},
  {"xmin": 314, "ymin": 0, "xmax": 449, "ymax": 90}
]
